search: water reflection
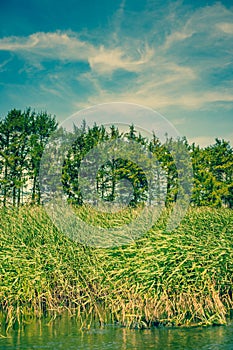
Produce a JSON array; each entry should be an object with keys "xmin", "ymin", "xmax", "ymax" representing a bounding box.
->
[{"xmin": 0, "ymin": 314, "xmax": 232, "ymax": 350}]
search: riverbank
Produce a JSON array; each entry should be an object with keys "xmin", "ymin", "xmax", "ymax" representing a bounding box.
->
[{"xmin": 0, "ymin": 206, "xmax": 232, "ymax": 332}]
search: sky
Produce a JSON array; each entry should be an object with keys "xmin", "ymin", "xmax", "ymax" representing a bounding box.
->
[{"xmin": 0, "ymin": 0, "xmax": 232, "ymax": 147}]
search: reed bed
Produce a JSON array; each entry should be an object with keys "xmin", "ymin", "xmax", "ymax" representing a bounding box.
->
[{"xmin": 0, "ymin": 205, "xmax": 232, "ymax": 333}]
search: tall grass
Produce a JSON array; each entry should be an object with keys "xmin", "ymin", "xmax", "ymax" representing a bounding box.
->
[{"xmin": 0, "ymin": 205, "xmax": 232, "ymax": 333}]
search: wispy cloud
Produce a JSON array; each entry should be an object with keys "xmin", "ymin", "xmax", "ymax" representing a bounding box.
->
[
  {"xmin": 0, "ymin": 31, "xmax": 154, "ymax": 75},
  {"xmin": 188, "ymin": 132, "xmax": 233, "ymax": 148},
  {"xmin": 162, "ymin": 30, "xmax": 194, "ymax": 50},
  {"xmin": 217, "ymin": 22, "xmax": 233, "ymax": 35},
  {"xmin": 0, "ymin": 1, "xmax": 232, "ymax": 146},
  {"xmin": 0, "ymin": 32, "xmax": 92, "ymax": 57},
  {"xmin": 0, "ymin": 56, "xmax": 13, "ymax": 71}
]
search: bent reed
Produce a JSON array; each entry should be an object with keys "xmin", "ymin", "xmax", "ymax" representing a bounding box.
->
[{"xmin": 0, "ymin": 205, "xmax": 232, "ymax": 333}]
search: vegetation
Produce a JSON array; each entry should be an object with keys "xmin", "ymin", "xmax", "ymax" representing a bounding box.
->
[
  {"xmin": 0, "ymin": 107, "xmax": 232, "ymax": 333},
  {"xmin": 0, "ymin": 205, "xmax": 232, "ymax": 333},
  {"xmin": 0, "ymin": 108, "xmax": 57, "ymax": 206},
  {"xmin": 0, "ymin": 108, "xmax": 233, "ymax": 208}
]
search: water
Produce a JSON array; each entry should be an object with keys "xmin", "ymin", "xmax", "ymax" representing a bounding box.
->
[{"xmin": 0, "ymin": 315, "xmax": 233, "ymax": 350}]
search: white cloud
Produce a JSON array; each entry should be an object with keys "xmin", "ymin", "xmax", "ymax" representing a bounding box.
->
[
  {"xmin": 0, "ymin": 32, "xmax": 95, "ymax": 61},
  {"xmin": 162, "ymin": 30, "xmax": 194, "ymax": 50},
  {"xmin": 76, "ymin": 87, "xmax": 233, "ymax": 112},
  {"xmin": 0, "ymin": 56, "xmax": 13, "ymax": 71},
  {"xmin": 0, "ymin": 31, "xmax": 155, "ymax": 75},
  {"xmin": 0, "ymin": 0, "xmax": 233, "ymax": 140},
  {"xmin": 187, "ymin": 135, "xmax": 218, "ymax": 148},
  {"xmin": 173, "ymin": 91, "xmax": 233, "ymax": 109},
  {"xmin": 88, "ymin": 44, "xmax": 155, "ymax": 74},
  {"xmin": 217, "ymin": 22, "xmax": 233, "ymax": 35},
  {"xmin": 188, "ymin": 133, "xmax": 233, "ymax": 148}
]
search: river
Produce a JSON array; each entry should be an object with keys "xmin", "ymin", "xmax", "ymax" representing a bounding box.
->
[{"xmin": 0, "ymin": 315, "xmax": 232, "ymax": 349}]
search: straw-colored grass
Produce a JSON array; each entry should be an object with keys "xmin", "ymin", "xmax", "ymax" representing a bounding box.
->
[{"xmin": 0, "ymin": 205, "xmax": 232, "ymax": 333}]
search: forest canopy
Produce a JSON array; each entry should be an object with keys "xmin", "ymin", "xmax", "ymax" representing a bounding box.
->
[{"xmin": 0, "ymin": 108, "xmax": 232, "ymax": 208}]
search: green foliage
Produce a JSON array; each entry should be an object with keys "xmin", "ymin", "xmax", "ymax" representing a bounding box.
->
[
  {"xmin": 191, "ymin": 139, "xmax": 233, "ymax": 207},
  {"xmin": 0, "ymin": 206, "xmax": 232, "ymax": 331},
  {"xmin": 0, "ymin": 107, "xmax": 233, "ymax": 208},
  {"xmin": 0, "ymin": 108, "xmax": 57, "ymax": 206}
]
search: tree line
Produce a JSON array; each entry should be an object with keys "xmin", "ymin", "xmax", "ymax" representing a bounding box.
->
[{"xmin": 0, "ymin": 108, "xmax": 232, "ymax": 208}]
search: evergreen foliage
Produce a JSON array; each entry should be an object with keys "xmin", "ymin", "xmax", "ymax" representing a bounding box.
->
[{"xmin": 0, "ymin": 108, "xmax": 232, "ymax": 208}]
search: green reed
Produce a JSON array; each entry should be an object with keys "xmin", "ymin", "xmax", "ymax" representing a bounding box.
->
[{"xmin": 0, "ymin": 205, "xmax": 232, "ymax": 333}]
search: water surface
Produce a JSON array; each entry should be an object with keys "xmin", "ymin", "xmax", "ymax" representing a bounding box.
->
[{"xmin": 1, "ymin": 315, "xmax": 232, "ymax": 350}]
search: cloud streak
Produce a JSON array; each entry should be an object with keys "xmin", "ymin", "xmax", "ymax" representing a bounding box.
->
[
  {"xmin": 0, "ymin": 31, "xmax": 155, "ymax": 75},
  {"xmin": 0, "ymin": 1, "xmax": 232, "ymax": 146}
]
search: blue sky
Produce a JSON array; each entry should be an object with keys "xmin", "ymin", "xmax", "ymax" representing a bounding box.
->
[{"xmin": 0, "ymin": 0, "xmax": 232, "ymax": 146}]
